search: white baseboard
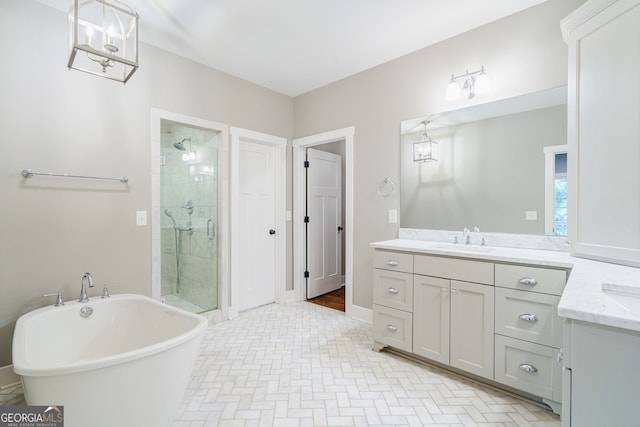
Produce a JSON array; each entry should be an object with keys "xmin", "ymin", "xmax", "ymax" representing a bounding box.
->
[
  {"xmin": 0, "ymin": 365, "xmax": 20, "ymax": 389},
  {"xmin": 347, "ymin": 304, "xmax": 372, "ymax": 323},
  {"xmin": 281, "ymin": 289, "xmax": 296, "ymax": 303}
]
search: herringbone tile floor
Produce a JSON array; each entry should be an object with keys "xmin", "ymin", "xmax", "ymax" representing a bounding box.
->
[
  {"xmin": 172, "ymin": 302, "xmax": 560, "ymax": 427},
  {"xmin": 3, "ymin": 301, "xmax": 561, "ymax": 426}
]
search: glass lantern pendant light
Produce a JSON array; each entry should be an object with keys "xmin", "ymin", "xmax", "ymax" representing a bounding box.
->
[
  {"xmin": 68, "ymin": 0, "xmax": 139, "ymax": 83},
  {"xmin": 413, "ymin": 121, "xmax": 438, "ymax": 162}
]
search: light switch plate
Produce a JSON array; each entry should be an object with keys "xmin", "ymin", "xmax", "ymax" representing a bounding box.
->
[
  {"xmin": 525, "ymin": 211, "xmax": 538, "ymax": 221},
  {"xmin": 388, "ymin": 209, "xmax": 398, "ymax": 224},
  {"xmin": 136, "ymin": 211, "xmax": 148, "ymax": 226}
]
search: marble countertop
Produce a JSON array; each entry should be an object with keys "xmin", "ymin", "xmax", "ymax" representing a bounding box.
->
[{"xmin": 371, "ymin": 239, "xmax": 640, "ymax": 333}]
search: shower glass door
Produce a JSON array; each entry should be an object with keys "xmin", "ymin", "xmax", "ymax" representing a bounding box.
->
[{"xmin": 160, "ymin": 120, "xmax": 219, "ymax": 313}]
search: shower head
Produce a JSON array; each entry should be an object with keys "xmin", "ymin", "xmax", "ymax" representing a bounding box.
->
[
  {"xmin": 173, "ymin": 138, "xmax": 190, "ymax": 151},
  {"xmin": 164, "ymin": 209, "xmax": 177, "ymax": 228}
]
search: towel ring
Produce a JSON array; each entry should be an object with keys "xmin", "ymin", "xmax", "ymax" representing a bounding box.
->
[{"xmin": 377, "ymin": 177, "xmax": 395, "ymax": 198}]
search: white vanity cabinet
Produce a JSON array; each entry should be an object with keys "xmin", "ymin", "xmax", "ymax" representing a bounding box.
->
[
  {"xmin": 372, "ymin": 245, "xmax": 570, "ymax": 415},
  {"xmin": 413, "ymin": 255, "xmax": 495, "ymax": 380},
  {"xmin": 493, "ymin": 264, "xmax": 566, "ymax": 414},
  {"xmin": 562, "ymin": 320, "xmax": 640, "ymax": 427},
  {"xmin": 562, "ymin": 0, "xmax": 640, "ymax": 267}
]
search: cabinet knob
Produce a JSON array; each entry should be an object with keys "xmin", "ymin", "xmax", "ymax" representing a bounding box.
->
[
  {"xmin": 386, "ymin": 324, "xmax": 398, "ymax": 332},
  {"xmin": 518, "ymin": 313, "xmax": 538, "ymax": 322},
  {"xmin": 519, "ymin": 363, "xmax": 538, "ymax": 373},
  {"xmin": 518, "ymin": 277, "xmax": 538, "ymax": 286},
  {"xmin": 441, "ymin": 287, "xmax": 448, "ymax": 292},
  {"xmin": 386, "ymin": 260, "xmax": 398, "ymax": 267},
  {"xmin": 387, "ymin": 287, "xmax": 399, "ymax": 294}
]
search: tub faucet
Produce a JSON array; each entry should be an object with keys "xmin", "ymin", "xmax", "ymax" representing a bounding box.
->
[{"xmin": 79, "ymin": 272, "xmax": 94, "ymax": 303}]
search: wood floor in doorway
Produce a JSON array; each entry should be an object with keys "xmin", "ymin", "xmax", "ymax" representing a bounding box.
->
[{"xmin": 307, "ymin": 286, "xmax": 345, "ymax": 312}]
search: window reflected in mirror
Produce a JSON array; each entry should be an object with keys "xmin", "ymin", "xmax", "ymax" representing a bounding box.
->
[{"xmin": 544, "ymin": 146, "xmax": 567, "ymax": 236}]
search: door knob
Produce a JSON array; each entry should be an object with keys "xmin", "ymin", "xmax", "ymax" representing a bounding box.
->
[{"xmin": 269, "ymin": 229, "xmax": 276, "ymax": 235}]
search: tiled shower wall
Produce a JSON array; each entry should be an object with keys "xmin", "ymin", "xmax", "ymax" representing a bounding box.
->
[{"xmin": 160, "ymin": 122, "xmax": 219, "ymax": 312}]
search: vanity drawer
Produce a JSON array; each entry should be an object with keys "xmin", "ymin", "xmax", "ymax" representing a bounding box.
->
[
  {"xmin": 414, "ymin": 254, "xmax": 494, "ymax": 285},
  {"xmin": 372, "ymin": 304, "xmax": 413, "ymax": 352},
  {"xmin": 494, "ymin": 335, "xmax": 561, "ymax": 401},
  {"xmin": 495, "ymin": 264, "xmax": 566, "ymax": 295},
  {"xmin": 495, "ymin": 288, "xmax": 562, "ymax": 348},
  {"xmin": 373, "ymin": 269, "xmax": 413, "ymax": 312},
  {"xmin": 374, "ymin": 250, "xmax": 413, "ymax": 273}
]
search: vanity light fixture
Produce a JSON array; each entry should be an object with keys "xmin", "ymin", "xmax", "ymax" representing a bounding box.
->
[
  {"xmin": 413, "ymin": 121, "xmax": 438, "ymax": 162},
  {"xmin": 68, "ymin": 0, "xmax": 139, "ymax": 83},
  {"xmin": 445, "ymin": 66, "xmax": 490, "ymax": 101}
]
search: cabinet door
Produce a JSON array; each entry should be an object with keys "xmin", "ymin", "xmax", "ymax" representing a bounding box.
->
[
  {"xmin": 413, "ymin": 275, "xmax": 449, "ymax": 365},
  {"xmin": 450, "ymin": 280, "xmax": 494, "ymax": 379},
  {"xmin": 562, "ymin": 0, "xmax": 640, "ymax": 267}
]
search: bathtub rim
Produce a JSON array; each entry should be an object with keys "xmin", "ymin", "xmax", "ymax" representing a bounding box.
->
[{"xmin": 12, "ymin": 293, "xmax": 208, "ymax": 377}]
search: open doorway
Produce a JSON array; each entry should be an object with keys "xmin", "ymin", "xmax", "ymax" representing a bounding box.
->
[
  {"xmin": 293, "ymin": 127, "xmax": 355, "ymax": 316},
  {"xmin": 305, "ymin": 144, "xmax": 345, "ymax": 311}
]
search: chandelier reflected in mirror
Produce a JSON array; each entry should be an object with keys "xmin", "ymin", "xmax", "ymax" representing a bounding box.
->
[
  {"xmin": 68, "ymin": 0, "xmax": 139, "ymax": 83},
  {"xmin": 413, "ymin": 121, "xmax": 438, "ymax": 162}
]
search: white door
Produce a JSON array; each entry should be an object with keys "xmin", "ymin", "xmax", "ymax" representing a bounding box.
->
[
  {"xmin": 237, "ymin": 140, "xmax": 277, "ymax": 311},
  {"xmin": 306, "ymin": 148, "xmax": 342, "ymax": 299}
]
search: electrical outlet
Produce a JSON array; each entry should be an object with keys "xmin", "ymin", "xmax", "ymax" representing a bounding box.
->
[
  {"xmin": 136, "ymin": 211, "xmax": 147, "ymax": 226},
  {"xmin": 388, "ymin": 209, "xmax": 398, "ymax": 224},
  {"xmin": 525, "ymin": 211, "xmax": 538, "ymax": 221},
  {"xmin": 285, "ymin": 210, "xmax": 292, "ymax": 221}
]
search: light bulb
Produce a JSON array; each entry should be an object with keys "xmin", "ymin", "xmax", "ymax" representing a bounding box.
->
[
  {"xmin": 106, "ymin": 25, "xmax": 115, "ymax": 41},
  {"xmin": 445, "ymin": 77, "xmax": 461, "ymax": 101},
  {"xmin": 85, "ymin": 26, "xmax": 94, "ymax": 46}
]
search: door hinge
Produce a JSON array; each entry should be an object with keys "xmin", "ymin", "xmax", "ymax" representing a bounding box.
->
[
  {"xmin": 304, "ymin": 216, "xmax": 309, "ymax": 223},
  {"xmin": 304, "ymin": 160, "xmax": 309, "ymax": 168},
  {"xmin": 304, "ymin": 271, "xmax": 310, "ymax": 278}
]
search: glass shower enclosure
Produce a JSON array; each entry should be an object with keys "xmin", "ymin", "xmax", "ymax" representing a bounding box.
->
[{"xmin": 160, "ymin": 120, "xmax": 219, "ymax": 313}]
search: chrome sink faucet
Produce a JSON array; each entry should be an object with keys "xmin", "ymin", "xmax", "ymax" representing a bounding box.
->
[
  {"xmin": 78, "ymin": 272, "xmax": 94, "ymax": 303},
  {"xmin": 463, "ymin": 227, "xmax": 470, "ymax": 245}
]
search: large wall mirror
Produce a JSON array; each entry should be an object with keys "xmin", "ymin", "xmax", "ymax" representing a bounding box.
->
[{"xmin": 400, "ymin": 86, "xmax": 568, "ymax": 236}]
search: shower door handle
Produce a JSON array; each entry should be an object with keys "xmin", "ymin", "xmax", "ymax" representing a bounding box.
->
[{"xmin": 207, "ymin": 219, "xmax": 215, "ymax": 240}]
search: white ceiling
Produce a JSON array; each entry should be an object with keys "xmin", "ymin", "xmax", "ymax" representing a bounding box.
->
[{"xmin": 34, "ymin": 0, "xmax": 548, "ymax": 97}]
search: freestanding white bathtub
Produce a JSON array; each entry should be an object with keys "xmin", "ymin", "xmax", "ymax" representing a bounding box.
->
[{"xmin": 12, "ymin": 294, "xmax": 207, "ymax": 427}]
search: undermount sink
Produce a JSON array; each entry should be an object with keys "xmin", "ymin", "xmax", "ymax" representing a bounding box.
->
[
  {"xmin": 602, "ymin": 282, "xmax": 640, "ymax": 316},
  {"xmin": 434, "ymin": 243, "xmax": 495, "ymax": 253}
]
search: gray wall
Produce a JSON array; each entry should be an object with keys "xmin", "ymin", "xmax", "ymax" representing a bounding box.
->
[
  {"xmin": 0, "ymin": 0, "xmax": 293, "ymax": 365},
  {"xmin": 293, "ymin": 0, "xmax": 586, "ymax": 308}
]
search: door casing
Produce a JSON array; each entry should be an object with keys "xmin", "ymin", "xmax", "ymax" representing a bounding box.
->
[
  {"xmin": 293, "ymin": 127, "xmax": 369, "ymax": 321},
  {"xmin": 150, "ymin": 109, "xmax": 229, "ymax": 323}
]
